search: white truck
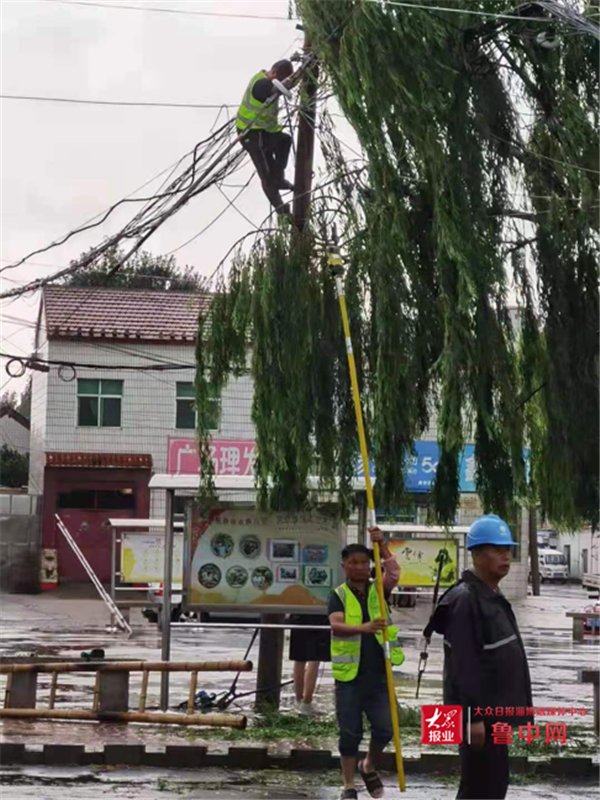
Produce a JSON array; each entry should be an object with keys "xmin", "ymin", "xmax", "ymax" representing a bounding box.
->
[{"xmin": 536, "ymin": 548, "xmax": 569, "ymax": 583}]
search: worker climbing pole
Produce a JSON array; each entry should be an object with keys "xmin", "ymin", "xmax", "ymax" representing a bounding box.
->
[
  {"xmin": 235, "ymin": 59, "xmax": 297, "ymax": 216},
  {"xmin": 328, "ymin": 237, "xmax": 406, "ymax": 793}
]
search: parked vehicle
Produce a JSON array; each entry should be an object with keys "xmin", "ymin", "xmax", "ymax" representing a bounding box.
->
[
  {"xmin": 142, "ymin": 582, "xmax": 196, "ymax": 626},
  {"xmin": 535, "ymin": 548, "xmax": 569, "ymax": 583}
]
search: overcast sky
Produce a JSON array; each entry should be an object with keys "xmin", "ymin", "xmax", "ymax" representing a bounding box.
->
[{"xmin": 1, "ymin": 0, "xmax": 340, "ymax": 396}]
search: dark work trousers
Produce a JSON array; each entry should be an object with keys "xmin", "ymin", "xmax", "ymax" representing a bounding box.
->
[
  {"xmin": 335, "ymin": 677, "xmax": 393, "ymax": 757},
  {"xmin": 241, "ymin": 130, "xmax": 292, "ymax": 209},
  {"xmin": 457, "ymin": 732, "xmax": 509, "ymax": 799}
]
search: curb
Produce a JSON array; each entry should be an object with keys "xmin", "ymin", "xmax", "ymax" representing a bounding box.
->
[{"xmin": 0, "ymin": 743, "xmax": 597, "ymax": 778}]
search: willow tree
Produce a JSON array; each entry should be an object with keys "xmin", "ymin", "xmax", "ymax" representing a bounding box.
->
[{"xmin": 197, "ymin": 0, "xmax": 598, "ymax": 528}]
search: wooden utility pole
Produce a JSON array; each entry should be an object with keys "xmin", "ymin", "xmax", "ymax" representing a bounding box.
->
[
  {"xmin": 254, "ymin": 34, "xmax": 320, "ymax": 712},
  {"xmin": 254, "ymin": 613, "xmax": 285, "ymax": 712},
  {"xmin": 292, "ymin": 34, "xmax": 319, "ymax": 231}
]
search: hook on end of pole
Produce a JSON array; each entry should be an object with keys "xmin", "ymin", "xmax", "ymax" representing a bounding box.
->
[{"xmin": 327, "ymin": 224, "xmax": 345, "ymax": 276}]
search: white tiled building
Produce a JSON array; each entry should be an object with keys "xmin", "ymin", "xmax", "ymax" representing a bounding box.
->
[{"xmin": 30, "ymin": 286, "xmax": 253, "ymax": 582}]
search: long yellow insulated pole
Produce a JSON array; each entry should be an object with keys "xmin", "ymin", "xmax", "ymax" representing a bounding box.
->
[{"xmin": 329, "ymin": 251, "xmax": 406, "ymax": 792}]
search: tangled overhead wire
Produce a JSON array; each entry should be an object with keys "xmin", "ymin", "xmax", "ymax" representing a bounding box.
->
[
  {"xmin": 1, "ymin": 50, "xmax": 321, "ymax": 301},
  {"xmin": 0, "ymin": 119, "xmax": 245, "ymax": 299}
]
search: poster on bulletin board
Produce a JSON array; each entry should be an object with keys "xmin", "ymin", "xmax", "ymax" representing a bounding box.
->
[
  {"xmin": 120, "ymin": 533, "xmax": 184, "ymax": 584},
  {"xmin": 388, "ymin": 538, "xmax": 459, "ymax": 587},
  {"xmin": 184, "ymin": 506, "xmax": 343, "ymax": 612}
]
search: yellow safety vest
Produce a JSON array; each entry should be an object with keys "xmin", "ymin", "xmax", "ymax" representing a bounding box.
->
[
  {"xmin": 236, "ymin": 70, "xmax": 281, "ymax": 133},
  {"xmin": 330, "ymin": 582, "xmax": 405, "ymax": 682}
]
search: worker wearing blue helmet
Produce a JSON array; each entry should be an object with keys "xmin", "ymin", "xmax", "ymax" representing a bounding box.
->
[{"xmin": 425, "ymin": 514, "xmax": 533, "ymax": 799}]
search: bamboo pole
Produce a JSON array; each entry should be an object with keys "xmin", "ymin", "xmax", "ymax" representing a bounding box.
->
[
  {"xmin": 0, "ymin": 660, "xmax": 253, "ymax": 675},
  {"xmin": 330, "ymin": 253, "xmax": 406, "ymax": 792},
  {"xmin": 92, "ymin": 673, "xmax": 100, "ymax": 712},
  {"xmin": 139, "ymin": 669, "xmax": 150, "ymax": 712},
  {"xmin": 49, "ymin": 672, "xmax": 58, "ymax": 709},
  {"xmin": 4, "ymin": 674, "xmax": 12, "ymax": 707},
  {"xmin": 0, "ymin": 707, "xmax": 247, "ymax": 728},
  {"xmin": 187, "ymin": 671, "xmax": 199, "ymax": 714}
]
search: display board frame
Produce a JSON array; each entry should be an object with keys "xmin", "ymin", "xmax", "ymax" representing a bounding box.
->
[{"xmin": 182, "ymin": 501, "xmax": 344, "ymax": 614}]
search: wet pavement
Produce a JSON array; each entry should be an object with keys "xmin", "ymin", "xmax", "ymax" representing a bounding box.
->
[
  {"xmin": 0, "ymin": 583, "xmax": 597, "ymax": 749},
  {"xmin": 0, "ymin": 583, "xmax": 598, "ymax": 797},
  {"xmin": 0, "ymin": 765, "xmax": 597, "ymax": 800}
]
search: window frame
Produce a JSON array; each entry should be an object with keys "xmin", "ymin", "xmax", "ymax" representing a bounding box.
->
[
  {"xmin": 77, "ymin": 378, "xmax": 123, "ymax": 429},
  {"xmin": 175, "ymin": 381, "xmax": 220, "ymax": 432}
]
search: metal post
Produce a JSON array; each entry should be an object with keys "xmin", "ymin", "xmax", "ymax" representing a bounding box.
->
[
  {"xmin": 160, "ymin": 489, "xmax": 174, "ymax": 710},
  {"xmin": 110, "ymin": 525, "xmax": 117, "ymax": 630}
]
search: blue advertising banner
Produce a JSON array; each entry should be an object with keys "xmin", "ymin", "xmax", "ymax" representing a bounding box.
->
[{"xmin": 355, "ymin": 441, "xmax": 478, "ymax": 493}]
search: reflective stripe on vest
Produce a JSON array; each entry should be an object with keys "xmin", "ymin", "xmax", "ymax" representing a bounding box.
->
[
  {"xmin": 330, "ymin": 582, "xmax": 405, "ymax": 682},
  {"xmin": 236, "ymin": 70, "xmax": 281, "ymax": 133}
]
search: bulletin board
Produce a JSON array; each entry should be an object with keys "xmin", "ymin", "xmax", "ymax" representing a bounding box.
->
[
  {"xmin": 183, "ymin": 506, "xmax": 343, "ymax": 613},
  {"xmin": 120, "ymin": 533, "xmax": 184, "ymax": 584}
]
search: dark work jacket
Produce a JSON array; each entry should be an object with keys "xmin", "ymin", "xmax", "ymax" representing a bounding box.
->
[{"xmin": 428, "ymin": 569, "xmax": 533, "ymax": 727}]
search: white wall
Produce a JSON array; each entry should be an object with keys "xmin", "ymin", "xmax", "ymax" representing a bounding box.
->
[
  {"xmin": 556, "ymin": 529, "xmax": 599, "ymax": 580},
  {"xmin": 33, "ymin": 338, "xmax": 254, "ymax": 516}
]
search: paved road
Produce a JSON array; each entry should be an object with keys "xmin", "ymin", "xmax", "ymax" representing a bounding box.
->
[{"xmin": 0, "ymin": 765, "xmax": 596, "ymax": 800}]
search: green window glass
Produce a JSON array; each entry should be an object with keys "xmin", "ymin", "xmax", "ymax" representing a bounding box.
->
[
  {"xmin": 77, "ymin": 379, "xmax": 123, "ymax": 427},
  {"xmin": 176, "ymin": 382, "xmax": 220, "ymax": 430}
]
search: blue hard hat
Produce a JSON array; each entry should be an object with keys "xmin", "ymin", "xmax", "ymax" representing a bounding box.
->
[{"xmin": 467, "ymin": 514, "xmax": 516, "ymax": 550}]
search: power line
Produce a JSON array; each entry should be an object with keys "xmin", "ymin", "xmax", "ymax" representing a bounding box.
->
[
  {"xmin": 48, "ymin": 0, "xmax": 291, "ymax": 21},
  {"xmin": 165, "ymin": 174, "xmax": 254, "ymax": 256},
  {"xmin": 1, "ymin": 351, "xmax": 195, "ymax": 371},
  {"xmin": 366, "ymin": 0, "xmax": 595, "ymax": 26},
  {"xmin": 1, "ymin": 94, "xmax": 236, "ymax": 110},
  {"xmin": 0, "ymin": 149, "xmax": 197, "ymax": 275}
]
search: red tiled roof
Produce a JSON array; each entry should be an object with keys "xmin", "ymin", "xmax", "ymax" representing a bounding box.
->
[
  {"xmin": 47, "ymin": 452, "xmax": 152, "ymax": 468},
  {"xmin": 43, "ymin": 286, "xmax": 208, "ymax": 343}
]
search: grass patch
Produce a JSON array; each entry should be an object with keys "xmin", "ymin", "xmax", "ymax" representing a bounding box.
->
[{"xmin": 185, "ymin": 705, "xmax": 421, "ymax": 744}]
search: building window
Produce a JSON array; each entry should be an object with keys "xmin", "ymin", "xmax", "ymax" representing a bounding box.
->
[
  {"xmin": 175, "ymin": 382, "xmax": 220, "ymax": 431},
  {"xmin": 57, "ymin": 488, "xmax": 135, "ymax": 511},
  {"xmin": 77, "ymin": 379, "xmax": 123, "ymax": 427}
]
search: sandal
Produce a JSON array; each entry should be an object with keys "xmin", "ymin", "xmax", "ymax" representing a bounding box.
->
[{"xmin": 358, "ymin": 759, "xmax": 384, "ymax": 799}]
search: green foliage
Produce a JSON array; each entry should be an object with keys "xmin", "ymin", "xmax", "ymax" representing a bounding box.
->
[
  {"xmin": 197, "ymin": 0, "xmax": 598, "ymax": 526},
  {"xmin": 196, "ymin": 225, "xmax": 358, "ymax": 513},
  {"xmin": 0, "ymin": 445, "xmax": 29, "ymax": 488},
  {"xmin": 63, "ymin": 245, "xmax": 202, "ymax": 292}
]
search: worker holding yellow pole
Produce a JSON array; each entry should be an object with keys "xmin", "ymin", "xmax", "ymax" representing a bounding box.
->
[{"xmin": 328, "ymin": 244, "xmax": 406, "ymax": 796}]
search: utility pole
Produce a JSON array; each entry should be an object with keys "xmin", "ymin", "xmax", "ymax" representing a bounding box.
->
[
  {"xmin": 253, "ymin": 33, "xmax": 320, "ymax": 711},
  {"xmin": 292, "ymin": 32, "xmax": 319, "ymax": 231},
  {"xmin": 529, "ymin": 503, "xmax": 541, "ymax": 596}
]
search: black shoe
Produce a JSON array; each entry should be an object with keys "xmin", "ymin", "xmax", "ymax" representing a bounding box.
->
[
  {"xmin": 340, "ymin": 790, "xmax": 358, "ymax": 800},
  {"xmin": 279, "ymin": 179, "xmax": 295, "ymax": 191}
]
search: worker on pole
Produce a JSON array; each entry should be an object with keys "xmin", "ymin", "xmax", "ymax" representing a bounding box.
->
[{"xmin": 236, "ymin": 59, "xmax": 296, "ymax": 215}]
